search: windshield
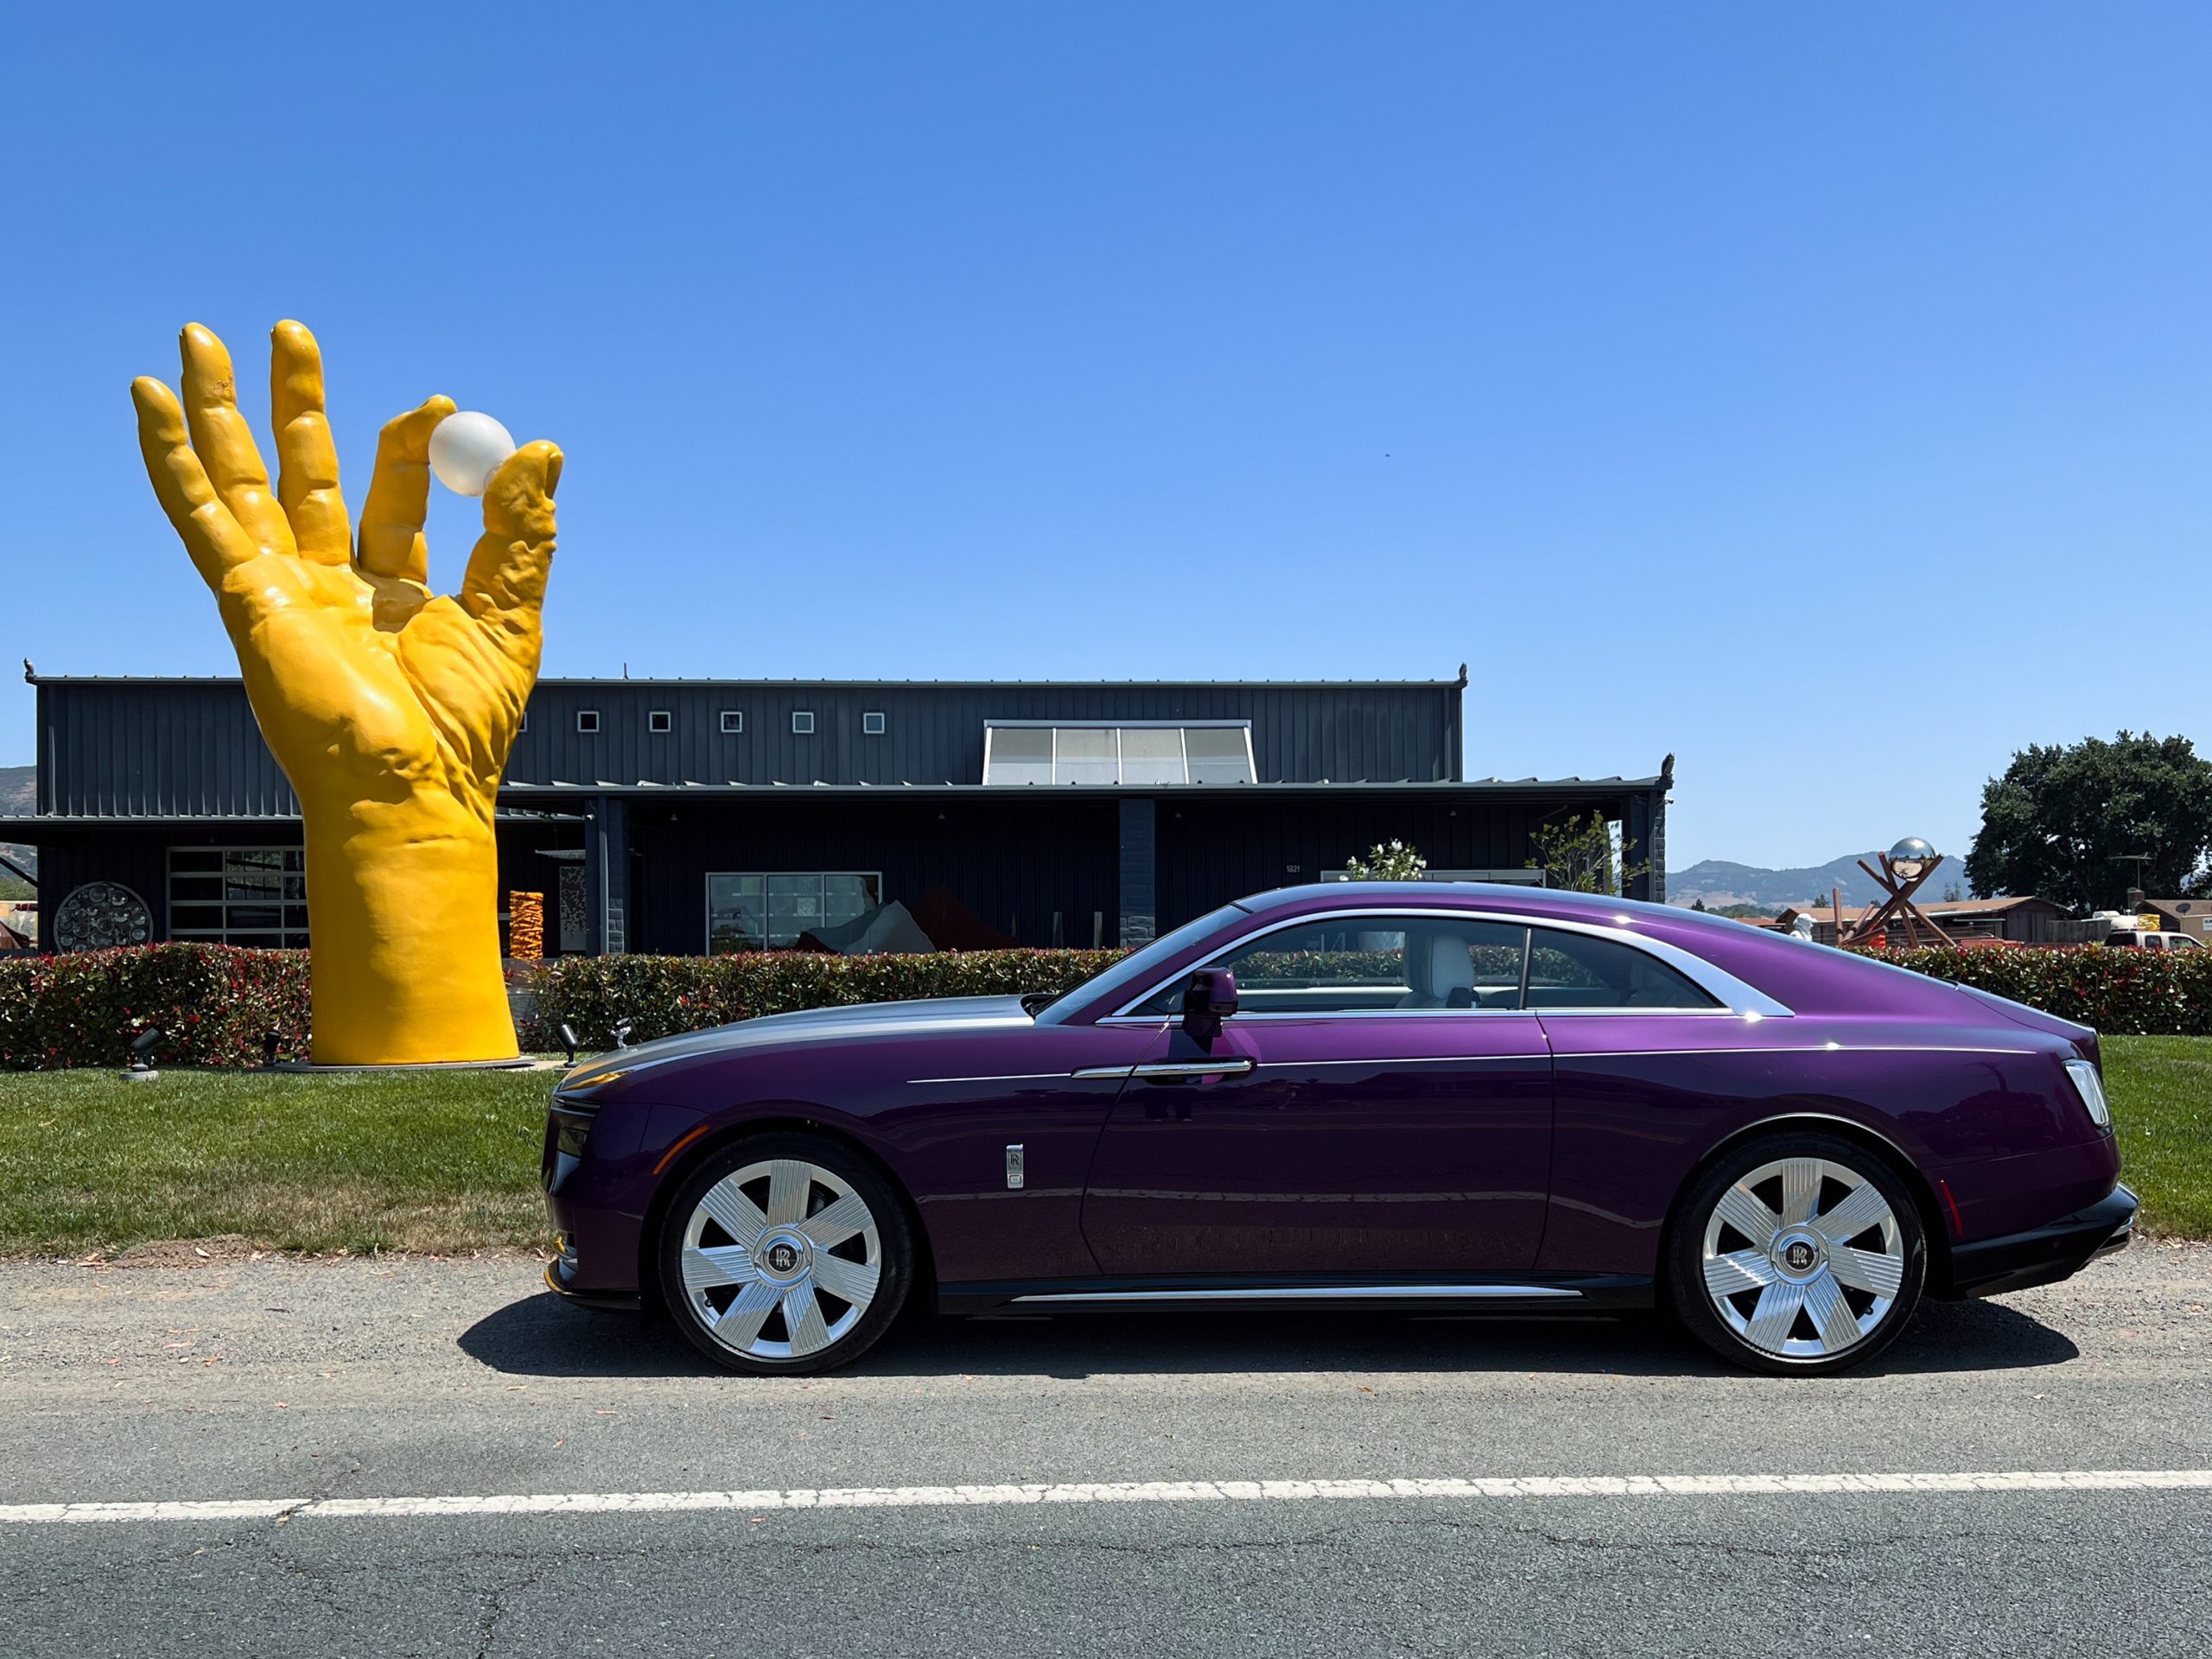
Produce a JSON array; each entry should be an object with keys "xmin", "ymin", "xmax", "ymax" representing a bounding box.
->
[{"xmin": 1036, "ymin": 903, "xmax": 1247, "ymax": 1023}]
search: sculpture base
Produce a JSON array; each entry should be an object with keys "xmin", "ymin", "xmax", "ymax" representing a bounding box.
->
[{"xmin": 272, "ymin": 1058, "xmax": 547, "ymax": 1073}]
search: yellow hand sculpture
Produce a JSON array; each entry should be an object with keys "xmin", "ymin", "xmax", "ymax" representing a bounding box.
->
[{"xmin": 131, "ymin": 321, "xmax": 561, "ymax": 1065}]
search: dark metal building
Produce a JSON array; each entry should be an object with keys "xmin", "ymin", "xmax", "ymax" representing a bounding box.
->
[{"xmin": 14, "ymin": 669, "xmax": 1672, "ymax": 955}]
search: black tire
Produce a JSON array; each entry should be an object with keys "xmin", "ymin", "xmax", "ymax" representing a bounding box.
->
[
  {"xmin": 657, "ymin": 1131, "xmax": 914, "ymax": 1376},
  {"xmin": 1666, "ymin": 1129, "xmax": 1926, "ymax": 1376}
]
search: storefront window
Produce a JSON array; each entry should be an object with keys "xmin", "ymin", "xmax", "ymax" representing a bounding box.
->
[{"xmin": 708, "ymin": 872, "xmax": 881, "ymax": 952}]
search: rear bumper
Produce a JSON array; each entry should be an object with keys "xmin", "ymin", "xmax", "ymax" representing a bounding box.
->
[{"xmin": 1937, "ymin": 1183, "xmax": 2139, "ymax": 1300}]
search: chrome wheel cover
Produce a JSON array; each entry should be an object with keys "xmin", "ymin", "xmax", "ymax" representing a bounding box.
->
[
  {"xmin": 1700, "ymin": 1156, "xmax": 1904, "ymax": 1362},
  {"xmin": 679, "ymin": 1159, "xmax": 882, "ymax": 1361}
]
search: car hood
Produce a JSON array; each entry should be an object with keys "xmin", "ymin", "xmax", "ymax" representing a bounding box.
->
[{"xmin": 561, "ymin": 995, "xmax": 1035, "ymax": 1088}]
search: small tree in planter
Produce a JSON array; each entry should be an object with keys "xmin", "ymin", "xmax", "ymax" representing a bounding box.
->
[
  {"xmin": 1527, "ymin": 811, "xmax": 1649, "ymax": 895},
  {"xmin": 1344, "ymin": 840, "xmax": 1427, "ymax": 881}
]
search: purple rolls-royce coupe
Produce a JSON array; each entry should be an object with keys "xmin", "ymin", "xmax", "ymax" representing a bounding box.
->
[{"xmin": 541, "ymin": 883, "xmax": 2135, "ymax": 1376}]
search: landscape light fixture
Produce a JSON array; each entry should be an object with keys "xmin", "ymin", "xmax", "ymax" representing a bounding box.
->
[
  {"xmin": 262, "ymin": 1031, "xmax": 281, "ymax": 1067},
  {"xmin": 123, "ymin": 1027, "xmax": 163, "ymax": 1084},
  {"xmin": 559, "ymin": 1023, "xmax": 580, "ymax": 1066},
  {"xmin": 612, "ymin": 1020, "xmax": 635, "ymax": 1051}
]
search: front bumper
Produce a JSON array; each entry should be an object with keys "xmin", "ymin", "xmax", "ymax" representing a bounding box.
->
[
  {"xmin": 1939, "ymin": 1183, "xmax": 2139, "ymax": 1300},
  {"xmin": 543, "ymin": 1239, "xmax": 641, "ymax": 1311}
]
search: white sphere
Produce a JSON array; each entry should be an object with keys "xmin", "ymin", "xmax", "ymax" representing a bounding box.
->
[{"xmin": 428, "ymin": 410, "xmax": 518, "ymax": 497}]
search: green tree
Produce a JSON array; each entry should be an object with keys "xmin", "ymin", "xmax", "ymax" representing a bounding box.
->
[
  {"xmin": 1965, "ymin": 732, "xmax": 2212, "ymax": 910},
  {"xmin": 1527, "ymin": 810, "xmax": 1649, "ymax": 895},
  {"xmin": 1344, "ymin": 839, "xmax": 1427, "ymax": 880}
]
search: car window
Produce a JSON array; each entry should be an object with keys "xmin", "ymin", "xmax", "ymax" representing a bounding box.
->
[
  {"xmin": 1042, "ymin": 903, "xmax": 1247, "ymax": 1019},
  {"xmin": 1524, "ymin": 927, "xmax": 1720, "ymax": 1011},
  {"xmin": 1130, "ymin": 916, "xmax": 1530, "ymax": 1016}
]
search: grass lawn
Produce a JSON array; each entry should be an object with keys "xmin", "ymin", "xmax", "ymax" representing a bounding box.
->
[
  {"xmin": 2101, "ymin": 1035, "xmax": 2212, "ymax": 1239},
  {"xmin": 0, "ymin": 1066, "xmax": 556, "ymax": 1256},
  {"xmin": 0, "ymin": 1038, "xmax": 2205, "ymax": 1255}
]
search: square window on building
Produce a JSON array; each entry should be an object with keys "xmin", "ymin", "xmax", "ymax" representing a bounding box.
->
[
  {"xmin": 649, "ymin": 709, "xmax": 672, "ymax": 734},
  {"xmin": 720, "ymin": 709, "xmax": 743, "ymax": 734},
  {"xmin": 862, "ymin": 711, "xmax": 887, "ymax": 735},
  {"xmin": 577, "ymin": 709, "xmax": 600, "ymax": 734},
  {"xmin": 518, "ymin": 709, "xmax": 528, "ymax": 733},
  {"xmin": 791, "ymin": 711, "xmax": 815, "ymax": 734}
]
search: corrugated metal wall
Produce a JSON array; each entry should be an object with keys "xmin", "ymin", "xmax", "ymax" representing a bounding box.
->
[
  {"xmin": 1154, "ymin": 791, "xmax": 1637, "ymax": 929},
  {"xmin": 40, "ymin": 682, "xmax": 297, "ymax": 817},
  {"xmin": 36, "ymin": 678, "xmax": 1465, "ymax": 814},
  {"xmin": 624, "ymin": 795, "xmax": 1122, "ymax": 952}
]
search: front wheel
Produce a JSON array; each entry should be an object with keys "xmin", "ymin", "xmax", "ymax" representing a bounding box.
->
[
  {"xmin": 1666, "ymin": 1131, "xmax": 1926, "ymax": 1376},
  {"xmin": 658, "ymin": 1132, "xmax": 914, "ymax": 1376}
]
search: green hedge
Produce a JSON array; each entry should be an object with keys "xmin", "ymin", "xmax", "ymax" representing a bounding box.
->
[
  {"xmin": 1859, "ymin": 944, "xmax": 2212, "ymax": 1037},
  {"xmin": 522, "ymin": 948, "xmax": 1127, "ymax": 1049},
  {"xmin": 0, "ymin": 944, "xmax": 311, "ymax": 1070},
  {"xmin": 6, "ymin": 938, "xmax": 2206, "ymax": 1069}
]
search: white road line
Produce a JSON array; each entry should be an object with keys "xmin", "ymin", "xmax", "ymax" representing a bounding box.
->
[{"xmin": 3, "ymin": 1470, "xmax": 2209, "ymax": 1525}]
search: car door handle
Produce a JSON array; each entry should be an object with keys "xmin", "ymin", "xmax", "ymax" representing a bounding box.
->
[{"xmin": 1128, "ymin": 1058, "xmax": 1255, "ymax": 1080}]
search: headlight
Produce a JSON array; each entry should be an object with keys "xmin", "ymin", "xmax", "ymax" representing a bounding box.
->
[
  {"xmin": 561, "ymin": 1068, "xmax": 630, "ymax": 1096},
  {"xmin": 2063, "ymin": 1059, "xmax": 2112, "ymax": 1128}
]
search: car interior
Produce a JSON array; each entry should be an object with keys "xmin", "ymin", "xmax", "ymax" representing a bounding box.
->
[{"xmin": 1132, "ymin": 915, "xmax": 1719, "ymax": 1016}]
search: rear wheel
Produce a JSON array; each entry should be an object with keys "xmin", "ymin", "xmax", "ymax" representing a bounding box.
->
[
  {"xmin": 658, "ymin": 1132, "xmax": 913, "ymax": 1375},
  {"xmin": 1667, "ymin": 1130, "xmax": 1925, "ymax": 1376}
]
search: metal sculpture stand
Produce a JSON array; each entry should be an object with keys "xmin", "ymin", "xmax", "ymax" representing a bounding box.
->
[{"xmin": 1840, "ymin": 852, "xmax": 1957, "ymax": 950}]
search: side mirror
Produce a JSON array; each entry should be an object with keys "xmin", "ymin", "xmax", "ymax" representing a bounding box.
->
[{"xmin": 1181, "ymin": 969, "xmax": 1239, "ymax": 1044}]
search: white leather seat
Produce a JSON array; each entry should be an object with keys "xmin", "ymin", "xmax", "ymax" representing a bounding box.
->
[{"xmin": 1398, "ymin": 931, "xmax": 1478, "ymax": 1009}]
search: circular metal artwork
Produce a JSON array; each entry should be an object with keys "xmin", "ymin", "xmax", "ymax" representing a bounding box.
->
[{"xmin": 51, "ymin": 881, "xmax": 154, "ymax": 952}]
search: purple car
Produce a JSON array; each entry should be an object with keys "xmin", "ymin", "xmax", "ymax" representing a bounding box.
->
[{"xmin": 542, "ymin": 883, "xmax": 2134, "ymax": 1376}]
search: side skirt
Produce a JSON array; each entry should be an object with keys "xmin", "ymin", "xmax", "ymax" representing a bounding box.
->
[{"xmin": 938, "ymin": 1274, "xmax": 1655, "ymax": 1318}]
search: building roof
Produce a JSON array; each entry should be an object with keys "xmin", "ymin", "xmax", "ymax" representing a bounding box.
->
[
  {"xmin": 1776, "ymin": 895, "xmax": 2060, "ymax": 925},
  {"xmin": 24, "ymin": 668, "xmax": 1473, "ymax": 690}
]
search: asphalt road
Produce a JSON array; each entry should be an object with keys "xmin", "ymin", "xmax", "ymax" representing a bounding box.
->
[{"xmin": 3, "ymin": 1241, "xmax": 2207, "ymax": 1657}]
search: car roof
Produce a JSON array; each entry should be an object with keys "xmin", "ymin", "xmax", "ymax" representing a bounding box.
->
[{"xmin": 1236, "ymin": 881, "xmax": 1671, "ymax": 921}]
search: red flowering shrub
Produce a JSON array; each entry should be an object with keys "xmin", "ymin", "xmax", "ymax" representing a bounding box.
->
[
  {"xmin": 1858, "ymin": 944, "xmax": 2212, "ymax": 1036},
  {"xmin": 13, "ymin": 938, "xmax": 2197, "ymax": 1068},
  {"xmin": 0, "ymin": 944, "xmax": 311, "ymax": 1069},
  {"xmin": 522, "ymin": 948, "xmax": 1129, "ymax": 1049}
]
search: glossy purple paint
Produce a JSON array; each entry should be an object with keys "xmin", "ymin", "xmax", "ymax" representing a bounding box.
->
[{"xmin": 542, "ymin": 884, "xmax": 2128, "ymax": 1308}]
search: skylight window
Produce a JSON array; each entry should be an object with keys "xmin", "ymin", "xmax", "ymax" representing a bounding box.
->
[{"xmin": 982, "ymin": 722, "xmax": 1256, "ymax": 785}]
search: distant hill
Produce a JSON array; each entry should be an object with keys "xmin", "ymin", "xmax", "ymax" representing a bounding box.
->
[
  {"xmin": 1, "ymin": 764, "xmax": 35, "ymax": 881},
  {"xmin": 1666, "ymin": 852, "xmax": 1972, "ymax": 913}
]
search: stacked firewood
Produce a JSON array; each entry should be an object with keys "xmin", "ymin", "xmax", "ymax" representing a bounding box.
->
[{"xmin": 509, "ymin": 892, "xmax": 545, "ymax": 961}]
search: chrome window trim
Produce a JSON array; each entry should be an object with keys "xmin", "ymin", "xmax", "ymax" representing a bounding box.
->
[{"xmin": 1108, "ymin": 907, "xmax": 1794, "ymax": 1020}]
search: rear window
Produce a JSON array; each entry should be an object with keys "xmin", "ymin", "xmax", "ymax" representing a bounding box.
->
[{"xmin": 1524, "ymin": 928, "xmax": 1720, "ymax": 1011}]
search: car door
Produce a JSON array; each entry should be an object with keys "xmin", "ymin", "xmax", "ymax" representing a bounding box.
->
[
  {"xmin": 1523, "ymin": 922, "xmax": 1756, "ymax": 1274},
  {"xmin": 1078, "ymin": 912, "xmax": 1554, "ymax": 1278}
]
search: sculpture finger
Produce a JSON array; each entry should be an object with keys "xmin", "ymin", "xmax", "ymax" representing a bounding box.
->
[
  {"xmin": 132, "ymin": 377, "xmax": 261, "ymax": 588},
  {"xmin": 177, "ymin": 323, "xmax": 294, "ymax": 558},
  {"xmin": 460, "ymin": 440, "xmax": 561, "ymax": 658},
  {"xmin": 358, "ymin": 396, "xmax": 455, "ymax": 584},
  {"xmin": 269, "ymin": 321, "xmax": 350, "ymax": 564}
]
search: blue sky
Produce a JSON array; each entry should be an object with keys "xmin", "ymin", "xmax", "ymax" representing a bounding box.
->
[{"xmin": 3, "ymin": 3, "xmax": 2206, "ymax": 872}]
